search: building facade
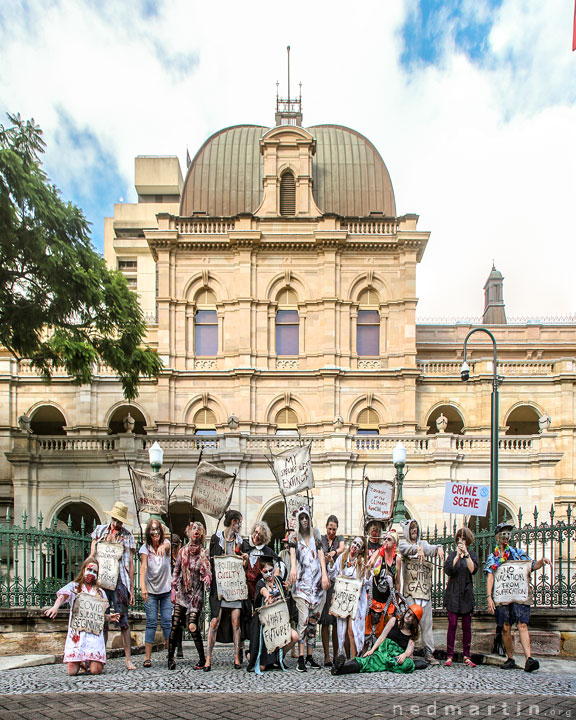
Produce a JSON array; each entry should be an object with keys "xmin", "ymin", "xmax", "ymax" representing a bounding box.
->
[{"xmin": 1, "ymin": 100, "xmax": 574, "ymax": 540}]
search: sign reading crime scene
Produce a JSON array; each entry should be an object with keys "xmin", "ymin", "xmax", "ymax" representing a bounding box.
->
[
  {"xmin": 365, "ymin": 481, "xmax": 394, "ymax": 521},
  {"xmin": 403, "ymin": 558, "xmax": 433, "ymax": 601},
  {"xmin": 273, "ymin": 444, "xmax": 314, "ymax": 497},
  {"xmin": 330, "ymin": 576, "xmax": 363, "ymax": 620},
  {"xmin": 214, "ymin": 555, "xmax": 248, "ymax": 602},
  {"xmin": 443, "ymin": 482, "xmax": 490, "ymax": 517},
  {"xmin": 493, "ymin": 561, "xmax": 531, "ymax": 606},
  {"xmin": 131, "ymin": 469, "xmax": 168, "ymax": 515},
  {"xmin": 95, "ymin": 541, "xmax": 124, "ymax": 591},
  {"xmin": 70, "ymin": 591, "xmax": 108, "ymax": 635},
  {"xmin": 191, "ymin": 460, "xmax": 236, "ymax": 520},
  {"xmin": 258, "ymin": 600, "xmax": 292, "ymax": 653}
]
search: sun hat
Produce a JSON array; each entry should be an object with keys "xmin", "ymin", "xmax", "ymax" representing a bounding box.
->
[
  {"xmin": 408, "ymin": 604, "xmax": 424, "ymax": 623},
  {"xmin": 105, "ymin": 501, "xmax": 132, "ymax": 525}
]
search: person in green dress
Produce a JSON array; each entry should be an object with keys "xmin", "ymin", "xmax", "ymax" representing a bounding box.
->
[{"xmin": 331, "ymin": 604, "xmax": 422, "ymax": 675}]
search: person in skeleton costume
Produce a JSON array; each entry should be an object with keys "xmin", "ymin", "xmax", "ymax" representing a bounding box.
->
[{"xmin": 365, "ymin": 530, "xmax": 404, "ymax": 650}]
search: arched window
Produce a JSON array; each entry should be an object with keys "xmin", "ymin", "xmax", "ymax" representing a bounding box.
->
[
  {"xmin": 275, "ymin": 407, "xmax": 298, "ymax": 435},
  {"xmin": 426, "ymin": 406, "xmax": 464, "ymax": 435},
  {"xmin": 357, "ymin": 289, "xmax": 380, "ymax": 357},
  {"xmin": 280, "ymin": 171, "xmax": 296, "ymax": 216},
  {"xmin": 194, "ymin": 289, "xmax": 217, "ymax": 356},
  {"xmin": 357, "ymin": 407, "xmax": 380, "ymax": 435},
  {"xmin": 108, "ymin": 405, "xmax": 147, "ymax": 435},
  {"xmin": 30, "ymin": 406, "xmax": 67, "ymax": 435},
  {"xmin": 194, "ymin": 408, "xmax": 217, "ymax": 436},
  {"xmin": 505, "ymin": 406, "xmax": 540, "ymax": 435},
  {"xmin": 276, "ymin": 288, "xmax": 299, "ymax": 355}
]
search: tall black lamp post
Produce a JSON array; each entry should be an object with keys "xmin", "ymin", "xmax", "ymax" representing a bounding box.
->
[
  {"xmin": 460, "ymin": 328, "xmax": 501, "ymax": 530},
  {"xmin": 392, "ymin": 441, "xmax": 407, "ymax": 522}
]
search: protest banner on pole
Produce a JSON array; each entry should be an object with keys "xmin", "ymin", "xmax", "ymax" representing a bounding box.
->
[
  {"xmin": 272, "ymin": 444, "xmax": 314, "ymax": 497},
  {"xmin": 191, "ymin": 461, "xmax": 236, "ymax": 520},
  {"xmin": 364, "ymin": 480, "xmax": 394, "ymax": 521},
  {"xmin": 493, "ymin": 561, "xmax": 531, "ymax": 606},
  {"xmin": 131, "ymin": 468, "xmax": 168, "ymax": 515},
  {"xmin": 214, "ymin": 555, "xmax": 248, "ymax": 601},
  {"xmin": 285, "ymin": 494, "xmax": 313, "ymax": 531},
  {"xmin": 95, "ymin": 542, "xmax": 124, "ymax": 590},
  {"xmin": 258, "ymin": 599, "xmax": 292, "ymax": 653},
  {"xmin": 442, "ymin": 482, "xmax": 490, "ymax": 516},
  {"xmin": 403, "ymin": 558, "xmax": 433, "ymax": 601},
  {"xmin": 330, "ymin": 576, "xmax": 363, "ymax": 620},
  {"xmin": 70, "ymin": 592, "xmax": 109, "ymax": 635}
]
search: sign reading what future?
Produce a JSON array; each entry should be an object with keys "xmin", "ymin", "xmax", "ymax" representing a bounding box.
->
[{"xmin": 258, "ymin": 599, "xmax": 292, "ymax": 653}]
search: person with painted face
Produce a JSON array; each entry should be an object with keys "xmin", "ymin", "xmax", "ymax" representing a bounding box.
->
[
  {"xmin": 366, "ymin": 519, "xmax": 385, "ymax": 555},
  {"xmin": 45, "ymin": 557, "xmax": 120, "ymax": 675},
  {"xmin": 484, "ymin": 521, "xmax": 551, "ymax": 673},
  {"xmin": 246, "ymin": 555, "xmax": 299, "ymax": 673},
  {"xmin": 365, "ymin": 530, "xmax": 403, "ymax": 650},
  {"xmin": 205, "ymin": 509, "xmax": 249, "ymax": 671},
  {"xmin": 242, "ymin": 520, "xmax": 279, "ymax": 605},
  {"xmin": 332, "ymin": 605, "xmax": 422, "ymax": 676},
  {"xmin": 90, "ymin": 501, "xmax": 137, "ymax": 670},
  {"xmin": 288, "ymin": 508, "xmax": 331, "ymax": 672},
  {"xmin": 330, "ymin": 536, "xmax": 372, "ymax": 660},
  {"xmin": 167, "ymin": 521, "xmax": 211, "ymax": 670},
  {"xmin": 319, "ymin": 515, "xmax": 345, "ymax": 666}
]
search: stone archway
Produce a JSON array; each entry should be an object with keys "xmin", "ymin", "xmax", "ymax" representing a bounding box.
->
[
  {"xmin": 56, "ymin": 501, "xmax": 100, "ymax": 534},
  {"xmin": 261, "ymin": 501, "xmax": 286, "ymax": 544},
  {"xmin": 505, "ymin": 406, "xmax": 540, "ymax": 436},
  {"xmin": 108, "ymin": 405, "xmax": 147, "ymax": 435},
  {"xmin": 30, "ymin": 406, "xmax": 67, "ymax": 435},
  {"xmin": 426, "ymin": 405, "xmax": 464, "ymax": 435},
  {"xmin": 467, "ymin": 502, "xmax": 515, "ymax": 533},
  {"xmin": 163, "ymin": 501, "xmax": 207, "ymax": 540}
]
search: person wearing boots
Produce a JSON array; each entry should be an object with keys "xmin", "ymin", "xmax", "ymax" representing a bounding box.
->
[
  {"xmin": 167, "ymin": 521, "xmax": 211, "ymax": 670},
  {"xmin": 332, "ymin": 605, "xmax": 422, "ymax": 676},
  {"xmin": 398, "ymin": 519, "xmax": 444, "ymax": 665},
  {"xmin": 484, "ymin": 521, "xmax": 551, "ymax": 673}
]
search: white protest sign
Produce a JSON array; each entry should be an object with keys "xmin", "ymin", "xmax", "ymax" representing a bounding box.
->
[
  {"xmin": 191, "ymin": 461, "xmax": 236, "ymax": 520},
  {"xmin": 95, "ymin": 541, "xmax": 124, "ymax": 590},
  {"xmin": 330, "ymin": 576, "xmax": 363, "ymax": 620},
  {"xmin": 258, "ymin": 599, "xmax": 292, "ymax": 653},
  {"xmin": 443, "ymin": 482, "xmax": 490, "ymax": 517},
  {"xmin": 403, "ymin": 558, "xmax": 433, "ymax": 601},
  {"xmin": 285, "ymin": 494, "xmax": 312, "ymax": 531},
  {"xmin": 70, "ymin": 591, "xmax": 109, "ymax": 635},
  {"xmin": 273, "ymin": 444, "xmax": 314, "ymax": 497},
  {"xmin": 493, "ymin": 561, "xmax": 531, "ymax": 606},
  {"xmin": 131, "ymin": 469, "xmax": 168, "ymax": 515},
  {"xmin": 365, "ymin": 481, "xmax": 394, "ymax": 521},
  {"xmin": 214, "ymin": 555, "xmax": 248, "ymax": 601}
]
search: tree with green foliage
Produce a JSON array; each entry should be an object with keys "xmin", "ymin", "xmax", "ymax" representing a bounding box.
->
[{"xmin": 0, "ymin": 113, "xmax": 162, "ymax": 400}]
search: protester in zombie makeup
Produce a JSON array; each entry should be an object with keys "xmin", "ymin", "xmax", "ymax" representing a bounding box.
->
[
  {"xmin": 366, "ymin": 520, "xmax": 385, "ymax": 554},
  {"xmin": 242, "ymin": 520, "xmax": 279, "ymax": 604},
  {"xmin": 139, "ymin": 518, "xmax": 172, "ymax": 668},
  {"xmin": 205, "ymin": 509, "xmax": 251, "ymax": 671},
  {"xmin": 365, "ymin": 530, "xmax": 403, "ymax": 649},
  {"xmin": 170, "ymin": 533, "xmax": 184, "ymax": 658},
  {"xmin": 44, "ymin": 557, "xmax": 120, "ymax": 676},
  {"xmin": 167, "ymin": 521, "xmax": 211, "ymax": 670},
  {"xmin": 319, "ymin": 515, "xmax": 345, "ymax": 666}
]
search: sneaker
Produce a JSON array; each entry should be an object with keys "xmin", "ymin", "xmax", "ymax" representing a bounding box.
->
[
  {"xmin": 324, "ymin": 660, "xmax": 333, "ymax": 668},
  {"xmin": 331, "ymin": 654, "xmax": 346, "ymax": 676},
  {"xmin": 176, "ymin": 648, "xmax": 184, "ymax": 659},
  {"xmin": 425, "ymin": 652, "xmax": 440, "ymax": 666},
  {"xmin": 502, "ymin": 658, "xmax": 517, "ymax": 670},
  {"xmin": 524, "ymin": 657, "xmax": 539, "ymax": 673},
  {"xmin": 306, "ymin": 655, "xmax": 321, "ymax": 669},
  {"xmin": 296, "ymin": 657, "xmax": 307, "ymax": 673}
]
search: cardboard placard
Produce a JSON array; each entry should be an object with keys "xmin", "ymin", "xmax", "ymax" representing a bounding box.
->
[
  {"xmin": 365, "ymin": 481, "xmax": 394, "ymax": 521},
  {"xmin": 330, "ymin": 575, "xmax": 363, "ymax": 620},
  {"xmin": 132, "ymin": 469, "xmax": 168, "ymax": 515},
  {"xmin": 214, "ymin": 555, "xmax": 248, "ymax": 601},
  {"xmin": 70, "ymin": 591, "xmax": 108, "ymax": 635},
  {"xmin": 493, "ymin": 560, "xmax": 531, "ymax": 606},
  {"xmin": 443, "ymin": 482, "xmax": 490, "ymax": 517},
  {"xmin": 285, "ymin": 494, "xmax": 312, "ymax": 531},
  {"xmin": 191, "ymin": 461, "xmax": 236, "ymax": 520},
  {"xmin": 258, "ymin": 599, "xmax": 292, "ymax": 653},
  {"xmin": 95, "ymin": 541, "xmax": 124, "ymax": 590},
  {"xmin": 403, "ymin": 558, "xmax": 433, "ymax": 601},
  {"xmin": 273, "ymin": 444, "xmax": 314, "ymax": 497}
]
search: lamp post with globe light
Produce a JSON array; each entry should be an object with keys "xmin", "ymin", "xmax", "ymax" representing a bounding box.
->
[
  {"xmin": 392, "ymin": 441, "xmax": 408, "ymax": 522},
  {"xmin": 147, "ymin": 441, "xmax": 164, "ymax": 524}
]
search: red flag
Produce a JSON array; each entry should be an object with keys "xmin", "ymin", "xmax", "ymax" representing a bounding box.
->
[{"xmin": 573, "ymin": 0, "xmax": 576, "ymax": 51}]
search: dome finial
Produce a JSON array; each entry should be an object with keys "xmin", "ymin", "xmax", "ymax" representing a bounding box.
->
[{"xmin": 275, "ymin": 46, "xmax": 303, "ymax": 127}]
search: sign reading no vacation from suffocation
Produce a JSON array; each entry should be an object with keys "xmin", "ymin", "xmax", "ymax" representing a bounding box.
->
[
  {"xmin": 493, "ymin": 561, "xmax": 531, "ymax": 606},
  {"xmin": 443, "ymin": 482, "xmax": 490, "ymax": 517},
  {"xmin": 259, "ymin": 600, "xmax": 292, "ymax": 653},
  {"xmin": 273, "ymin": 444, "xmax": 314, "ymax": 497},
  {"xmin": 70, "ymin": 592, "xmax": 109, "ymax": 635},
  {"xmin": 214, "ymin": 555, "xmax": 248, "ymax": 602}
]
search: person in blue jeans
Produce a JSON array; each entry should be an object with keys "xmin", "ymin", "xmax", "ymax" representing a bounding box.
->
[{"xmin": 139, "ymin": 518, "xmax": 172, "ymax": 667}]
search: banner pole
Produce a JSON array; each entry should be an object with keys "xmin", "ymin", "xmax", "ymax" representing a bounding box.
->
[
  {"xmin": 125, "ymin": 456, "xmax": 144, "ymax": 546},
  {"xmin": 189, "ymin": 450, "xmax": 204, "ymax": 524}
]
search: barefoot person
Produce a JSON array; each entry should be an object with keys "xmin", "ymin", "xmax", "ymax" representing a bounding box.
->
[
  {"xmin": 44, "ymin": 557, "xmax": 120, "ymax": 675},
  {"xmin": 90, "ymin": 501, "xmax": 137, "ymax": 670}
]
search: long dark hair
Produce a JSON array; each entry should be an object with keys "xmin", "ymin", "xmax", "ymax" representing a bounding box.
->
[
  {"xmin": 399, "ymin": 609, "xmax": 420, "ymax": 641},
  {"xmin": 145, "ymin": 518, "xmax": 165, "ymax": 547},
  {"xmin": 224, "ymin": 509, "xmax": 242, "ymax": 527}
]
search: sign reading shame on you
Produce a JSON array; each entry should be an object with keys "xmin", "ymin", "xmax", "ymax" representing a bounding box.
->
[
  {"xmin": 214, "ymin": 555, "xmax": 248, "ymax": 602},
  {"xmin": 273, "ymin": 444, "xmax": 314, "ymax": 497},
  {"xmin": 192, "ymin": 461, "xmax": 236, "ymax": 520},
  {"xmin": 493, "ymin": 561, "xmax": 531, "ymax": 606},
  {"xmin": 403, "ymin": 558, "xmax": 433, "ymax": 602},
  {"xmin": 95, "ymin": 541, "xmax": 124, "ymax": 591},
  {"xmin": 330, "ymin": 576, "xmax": 362, "ymax": 620},
  {"xmin": 258, "ymin": 599, "xmax": 291, "ymax": 653},
  {"xmin": 70, "ymin": 592, "xmax": 108, "ymax": 635},
  {"xmin": 132, "ymin": 468, "xmax": 168, "ymax": 515}
]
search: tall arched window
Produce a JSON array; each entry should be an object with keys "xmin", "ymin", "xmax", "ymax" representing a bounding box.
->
[
  {"xmin": 505, "ymin": 406, "xmax": 540, "ymax": 435},
  {"xmin": 195, "ymin": 289, "xmax": 217, "ymax": 356},
  {"xmin": 275, "ymin": 407, "xmax": 298, "ymax": 435},
  {"xmin": 30, "ymin": 406, "xmax": 67, "ymax": 435},
  {"xmin": 357, "ymin": 289, "xmax": 380, "ymax": 357},
  {"xmin": 276, "ymin": 288, "xmax": 299, "ymax": 355},
  {"xmin": 357, "ymin": 407, "xmax": 380, "ymax": 435},
  {"xmin": 280, "ymin": 171, "xmax": 296, "ymax": 216},
  {"xmin": 194, "ymin": 407, "xmax": 217, "ymax": 436}
]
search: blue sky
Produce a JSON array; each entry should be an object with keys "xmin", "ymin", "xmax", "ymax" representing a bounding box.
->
[{"xmin": 1, "ymin": 0, "xmax": 575, "ymax": 318}]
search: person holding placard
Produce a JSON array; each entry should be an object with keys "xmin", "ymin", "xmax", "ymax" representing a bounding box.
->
[
  {"xmin": 484, "ymin": 521, "xmax": 551, "ymax": 673},
  {"xmin": 320, "ymin": 514, "xmax": 345, "ymax": 667},
  {"xmin": 443, "ymin": 527, "xmax": 479, "ymax": 668},
  {"xmin": 90, "ymin": 501, "xmax": 137, "ymax": 671},
  {"xmin": 365, "ymin": 530, "xmax": 403, "ymax": 650},
  {"xmin": 242, "ymin": 520, "xmax": 279, "ymax": 605},
  {"xmin": 44, "ymin": 557, "xmax": 120, "ymax": 675}
]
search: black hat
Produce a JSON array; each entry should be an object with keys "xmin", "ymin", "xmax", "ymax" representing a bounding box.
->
[
  {"xmin": 494, "ymin": 521, "xmax": 514, "ymax": 536},
  {"xmin": 259, "ymin": 553, "xmax": 276, "ymax": 565}
]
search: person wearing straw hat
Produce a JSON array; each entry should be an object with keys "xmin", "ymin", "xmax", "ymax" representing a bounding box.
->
[{"xmin": 90, "ymin": 500, "xmax": 137, "ymax": 670}]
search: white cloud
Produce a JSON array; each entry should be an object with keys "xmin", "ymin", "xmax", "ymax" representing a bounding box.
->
[{"xmin": 0, "ymin": 0, "xmax": 574, "ymax": 317}]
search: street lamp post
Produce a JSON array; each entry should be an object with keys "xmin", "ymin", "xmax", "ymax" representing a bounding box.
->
[
  {"xmin": 392, "ymin": 442, "xmax": 407, "ymax": 522},
  {"xmin": 147, "ymin": 441, "xmax": 164, "ymax": 523},
  {"xmin": 460, "ymin": 328, "xmax": 500, "ymax": 530}
]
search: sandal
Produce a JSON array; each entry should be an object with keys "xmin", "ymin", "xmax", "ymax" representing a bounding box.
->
[
  {"xmin": 143, "ymin": 659, "xmax": 152, "ymax": 668},
  {"xmin": 444, "ymin": 658, "xmax": 453, "ymax": 667},
  {"xmin": 463, "ymin": 657, "xmax": 476, "ymax": 668}
]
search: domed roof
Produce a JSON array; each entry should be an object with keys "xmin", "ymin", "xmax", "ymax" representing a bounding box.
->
[{"xmin": 180, "ymin": 124, "xmax": 396, "ymax": 218}]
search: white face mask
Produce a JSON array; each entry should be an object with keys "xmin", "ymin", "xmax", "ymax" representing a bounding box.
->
[{"xmin": 261, "ymin": 568, "xmax": 273, "ymax": 578}]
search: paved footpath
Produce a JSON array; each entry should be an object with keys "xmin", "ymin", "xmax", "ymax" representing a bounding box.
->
[{"xmin": 0, "ymin": 648, "xmax": 574, "ymax": 719}]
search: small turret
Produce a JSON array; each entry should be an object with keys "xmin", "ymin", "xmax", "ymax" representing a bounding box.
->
[{"xmin": 483, "ymin": 264, "xmax": 507, "ymax": 325}]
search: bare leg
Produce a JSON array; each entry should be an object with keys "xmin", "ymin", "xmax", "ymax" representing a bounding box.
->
[
  {"xmin": 347, "ymin": 618, "xmax": 357, "ymax": 658},
  {"xmin": 231, "ymin": 609, "xmax": 241, "ymax": 665},
  {"xmin": 89, "ymin": 661, "xmax": 103, "ymax": 675},
  {"xmin": 67, "ymin": 662, "xmax": 81, "ymax": 676},
  {"xmin": 502, "ymin": 623, "xmax": 514, "ymax": 659},
  {"xmin": 121, "ymin": 626, "xmax": 136, "ymax": 670},
  {"xmin": 205, "ymin": 610, "xmax": 222, "ymax": 666},
  {"xmin": 517, "ymin": 623, "xmax": 532, "ymax": 659},
  {"xmin": 144, "ymin": 641, "xmax": 153, "ymax": 662}
]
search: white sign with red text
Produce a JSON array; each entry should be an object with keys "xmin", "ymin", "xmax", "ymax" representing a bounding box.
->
[{"xmin": 443, "ymin": 482, "xmax": 490, "ymax": 517}]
